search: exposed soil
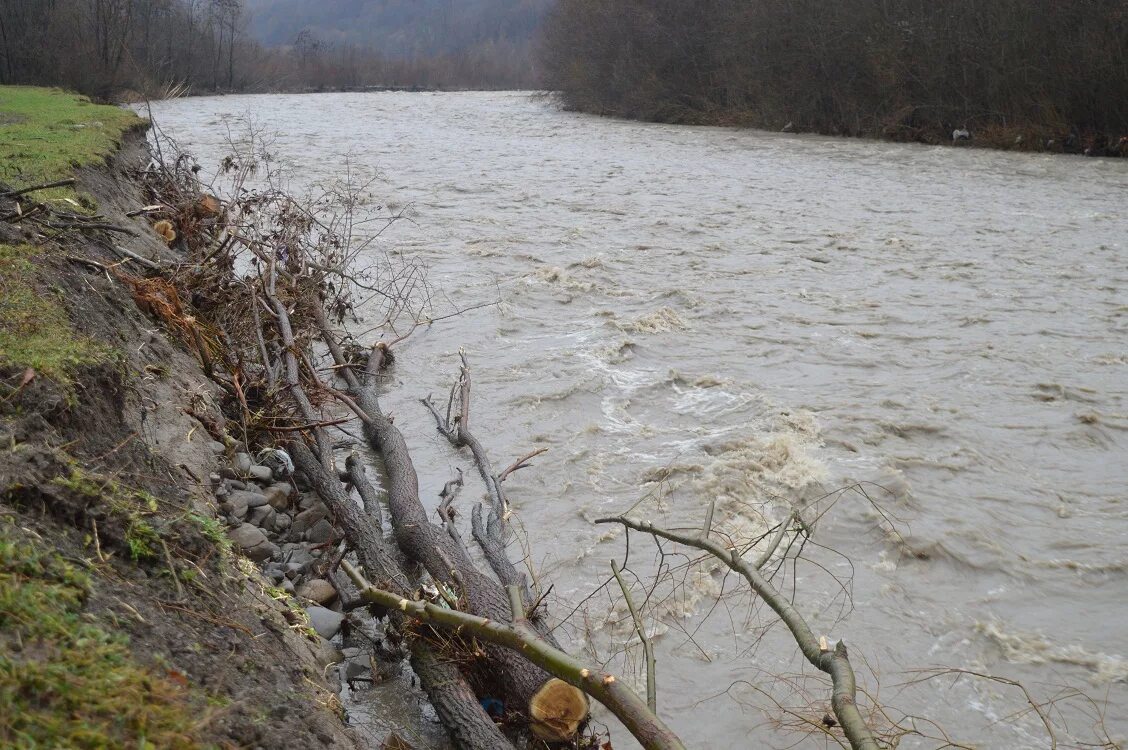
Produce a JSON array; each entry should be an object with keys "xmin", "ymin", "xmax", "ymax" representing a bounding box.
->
[{"xmin": 1, "ymin": 134, "xmax": 361, "ymax": 749}]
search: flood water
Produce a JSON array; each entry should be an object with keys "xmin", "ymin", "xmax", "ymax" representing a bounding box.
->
[{"xmin": 150, "ymin": 92, "xmax": 1128, "ymax": 748}]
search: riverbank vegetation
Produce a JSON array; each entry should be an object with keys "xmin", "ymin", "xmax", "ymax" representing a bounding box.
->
[
  {"xmin": 539, "ymin": 0, "xmax": 1128, "ymax": 153},
  {"xmin": 0, "ymin": 0, "xmax": 543, "ymax": 98}
]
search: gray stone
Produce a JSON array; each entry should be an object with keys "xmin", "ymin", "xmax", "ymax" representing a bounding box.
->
[
  {"xmin": 248, "ymin": 505, "xmax": 276, "ymax": 529},
  {"xmin": 305, "ymin": 518, "xmax": 335, "ymax": 544},
  {"xmin": 291, "ymin": 506, "xmax": 327, "ymax": 535},
  {"xmin": 273, "ymin": 512, "xmax": 292, "ymax": 534},
  {"xmin": 229, "ymin": 489, "xmax": 269, "ymax": 509},
  {"xmin": 296, "ymin": 578, "xmax": 337, "ymax": 605},
  {"xmin": 306, "ymin": 606, "xmax": 345, "ymax": 639},
  {"xmin": 263, "ymin": 484, "xmax": 291, "ymax": 511},
  {"xmin": 232, "ymin": 452, "xmax": 253, "ymax": 475},
  {"xmin": 307, "ymin": 635, "xmax": 342, "ymax": 668},
  {"xmin": 248, "ymin": 464, "xmax": 274, "ymax": 483},
  {"xmin": 282, "ymin": 578, "xmax": 295, "ymax": 594},
  {"xmin": 223, "ymin": 479, "xmax": 246, "ymax": 491},
  {"xmin": 227, "ymin": 523, "xmax": 267, "ymax": 552},
  {"xmin": 343, "ymin": 657, "xmax": 370, "ymax": 681},
  {"xmin": 208, "ymin": 440, "xmax": 225, "ymax": 454},
  {"xmin": 284, "ymin": 562, "xmax": 305, "ymax": 579},
  {"xmin": 298, "ymin": 493, "xmax": 321, "ymax": 511},
  {"xmin": 284, "ymin": 546, "xmax": 315, "ymax": 563},
  {"xmin": 220, "ymin": 494, "xmax": 249, "ymax": 519},
  {"xmin": 208, "ymin": 473, "xmax": 223, "ymax": 490}
]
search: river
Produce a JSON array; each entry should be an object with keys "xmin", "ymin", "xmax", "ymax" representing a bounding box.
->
[{"xmin": 150, "ymin": 91, "xmax": 1128, "ymax": 748}]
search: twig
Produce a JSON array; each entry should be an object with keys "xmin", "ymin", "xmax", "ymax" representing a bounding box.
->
[
  {"xmin": 0, "ymin": 178, "xmax": 76, "ymax": 198},
  {"xmin": 612, "ymin": 560, "xmax": 657, "ymax": 712}
]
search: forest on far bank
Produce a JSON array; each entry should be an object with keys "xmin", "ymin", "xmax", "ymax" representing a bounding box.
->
[
  {"xmin": 539, "ymin": 0, "xmax": 1128, "ymax": 152},
  {"xmin": 0, "ymin": 0, "xmax": 544, "ymax": 97}
]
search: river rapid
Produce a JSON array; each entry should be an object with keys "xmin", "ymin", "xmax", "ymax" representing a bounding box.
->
[{"xmin": 150, "ymin": 92, "xmax": 1128, "ymax": 748}]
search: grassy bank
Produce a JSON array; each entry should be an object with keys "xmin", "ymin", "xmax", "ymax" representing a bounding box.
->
[{"xmin": 0, "ymin": 86, "xmax": 143, "ymax": 203}]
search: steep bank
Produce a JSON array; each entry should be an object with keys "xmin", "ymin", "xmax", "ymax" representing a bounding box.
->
[{"xmin": 0, "ymin": 87, "xmax": 359, "ymax": 748}]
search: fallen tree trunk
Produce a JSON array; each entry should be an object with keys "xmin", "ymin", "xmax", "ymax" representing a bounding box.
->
[
  {"xmin": 344, "ymin": 562, "xmax": 686, "ymax": 750},
  {"xmin": 310, "ymin": 318, "xmax": 587, "ymax": 739}
]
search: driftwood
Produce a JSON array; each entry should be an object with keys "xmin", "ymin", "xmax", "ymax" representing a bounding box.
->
[
  {"xmin": 312, "ymin": 316, "xmax": 586, "ymax": 741},
  {"xmin": 421, "ymin": 351, "xmax": 536, "ymax": 602}
]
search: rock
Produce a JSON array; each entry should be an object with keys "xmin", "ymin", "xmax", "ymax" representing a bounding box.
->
[
  {"xmin": 232, "ymin": 452, "xmax": 253, "ymax": 475},
  {"xmin": 208, "ymin": 473, "xmax": 223, "ymax": 490},
  {"xmin": 283, "ymin": 546, "xmax": 314, "ymax": 567},
  {"xmin": 307, "ymin": 635, "xmax": 343, "ymax": 668},
  {"xmin": 284, "ymin": 561, "xmax": 305, "ymax": 579},
  {"xmin": 221, "ymin": 494, "xmax": 250, "ymax": 519},
  {"xmin": 208, "ymin": 440, "xmax": 225, "ymax": 454},
  {"xmin": 224, "ymin": 479, "xmax": 247, "ymax": 491},
  {"xmin": 291, "ymin": 506, "xmax": 327, "ymax": 535},
  {"xmin": 282, "ymin": 578, "xmax": 295, "ymax": 594},
  {"xmin": 263, "ymin": 484, "xmax": 291, "ymax": 510},
  {"xmin": 296, "ymin": 578, "xmax": 337, "ymax": 605},
  {"xmin": 228, "ymin": 523, "xmax": 273, "ymax": 561},
  {"xmin": 248, "ymin": 505, "xmax": 276, "ymax": 529},
  {"xmin": 305, "ymin": 518, "xmax": 335, "ymax": 544},
  {"xmin": 298, "ymin": 493, "xmax": 321, "ymax": 511},
  {"xmin": 248, "ymin": 464, "xmax": 273, "ymax": 483},
  {"xmin": 229, "ymin": 489, "xmax": 269, "ymax": 509},
  {"xmin": 306, "ymin": 606, "xmax": 345, "ymax": 639},
  {"xmin": 273, "ymin": 512, "xmax": 292, "ymax": 534},
  {"xmin": 343, "ymin": 656, "xmax": 370, "ymax": 681}
]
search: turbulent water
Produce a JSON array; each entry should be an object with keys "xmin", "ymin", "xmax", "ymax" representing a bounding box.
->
[{"xmin": 150, "ymin": 92, "xmax": 1128, "ymax": 748}]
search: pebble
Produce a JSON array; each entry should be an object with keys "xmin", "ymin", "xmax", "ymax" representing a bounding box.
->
[
  {"xmin": 232, "ymin": 452, "xmax": 254, "ymax": 475},
  {"xmin": 306, "ymin": 606, "xmax": 345, "ymax": 639},
  {"xmin": 208, "ymin": 440, "xmax": 225, "ymax": 454},
  {"xmin": 248, "ymin": 505, "xmax": 276, "ymax": 529},
  {"xmin": 296, "ymin": 578, "xmax": 337, "ymax": 605},
  {"xmin": 305, "ymin": 518, "xmax": 335, "ymax": 544},
  {"xmin": 221, "ymin": 494, "xmax": 250, "ymax": 519},
  {"xmin": 248, "ymin": 464, "xmax": 273, "ymax": 483},
  {"xmin": 229, "ymin": 489, "xmax": 269, "ymax": 509},
  {"xmin": 263, "ymin": 484, "xmax": 291, "ymax": 511},
  {"xmin": 291, "ymin": 506, "xmax": 327, "ymax": 535},
  {"xmin": 273, "ymin": 512, "xmax": 292, "ymax": 534},
  {"xmin": 342, "ymin": 656, "xmax": 370, "ymax": 681},
  {"xmin": 227, "ymin": 523, "xmax": 273, "ymax": 562}
]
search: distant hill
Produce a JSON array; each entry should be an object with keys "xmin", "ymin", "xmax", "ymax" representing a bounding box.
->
[{"xmin": 245, "ymin": 0, "xmax": 552, "ymax": 57}]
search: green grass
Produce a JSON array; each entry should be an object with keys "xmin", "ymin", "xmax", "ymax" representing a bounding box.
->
[
  {"xmin": 0, "ymin": 86, "xmax": 143, "ymax": 203},
  {"xmin": 52, "ymin": 465, "xmax": 162, "ymax": 562},
  {"xmin": 0, "ymin": 520, "xmax": 204, "ymax": 749},
  {"xmin": 0, "ymin": 243, "xmax": 110, "ymax": 388}
]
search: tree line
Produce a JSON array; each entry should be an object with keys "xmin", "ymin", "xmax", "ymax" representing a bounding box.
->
[
  {"xmin": 0, "ymin": 0, "xmax": 541, "ymax": 98},
  {"xmin": 539, "ymin": 0, "xmax": 1128, "ymax": 152}
]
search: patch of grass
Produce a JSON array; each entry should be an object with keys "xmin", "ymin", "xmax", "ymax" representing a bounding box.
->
[
  {"xmin": 53, "ymin": 465, "xmax": 162, "ymax": 562},
  {"xmin": 0, "ymin": 243, "xmax": 111, "ymax": 389},
  {"xmin": 0, "ymin": 86, "xmax": 143, "ymax": 204},
  {"xmin": 0, "ymin": 520, "xmax": 204, "ymax": 749},
  {"xmin": 186, "ymin": 511, "xmax": 232, "ymax": 557}
]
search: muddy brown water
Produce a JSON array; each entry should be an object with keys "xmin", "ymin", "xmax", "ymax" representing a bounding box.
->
[{"xmin": 150, "ymin": 92, "xmax": 1127, "ymax": 748}]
